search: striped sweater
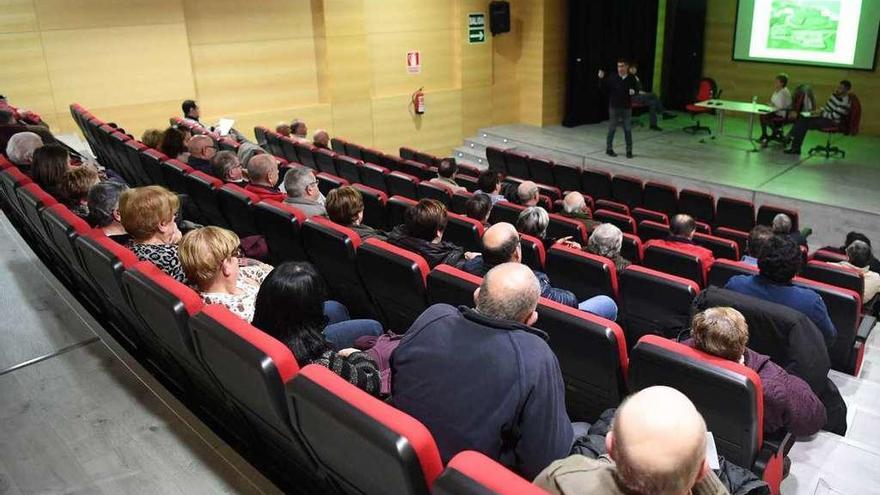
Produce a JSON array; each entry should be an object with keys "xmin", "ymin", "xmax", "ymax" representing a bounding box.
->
[{"xmin": 820, "ymin": 93, "xmax": 850, "ymax": 123}]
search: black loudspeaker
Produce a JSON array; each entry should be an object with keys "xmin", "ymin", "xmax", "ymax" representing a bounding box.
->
[
  {"xmin": 661, "ymin": 0, "xmax": 707, "ymax": 110},
  {"xmin": 489, "ymin": 1, "xmax": 510, "ymax": 35}
]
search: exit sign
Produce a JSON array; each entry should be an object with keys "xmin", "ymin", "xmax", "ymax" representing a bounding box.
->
[{"xmin": 468, "ymin": 13, "xmax": 485, "ymax": 43}]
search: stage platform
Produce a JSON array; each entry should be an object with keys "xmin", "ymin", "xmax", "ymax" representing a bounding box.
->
[{"xmin": 455, "ymin": 116, "xmax": 880, "ymax": 249}]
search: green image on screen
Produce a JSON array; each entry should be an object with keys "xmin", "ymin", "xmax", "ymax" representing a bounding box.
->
[{"xmin": 767, "ymin": 0, "xmax": 840, "ymax": 52}]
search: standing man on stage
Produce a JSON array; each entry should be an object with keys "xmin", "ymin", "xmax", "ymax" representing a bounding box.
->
[{"xmin": 598, "ymin": 59, "xmax": 639, "ymax": 158}]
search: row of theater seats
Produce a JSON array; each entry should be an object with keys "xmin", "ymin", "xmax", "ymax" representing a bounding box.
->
[{"xmin": 0, "ymin": 149, "xmax": 789, "ymax": 494}]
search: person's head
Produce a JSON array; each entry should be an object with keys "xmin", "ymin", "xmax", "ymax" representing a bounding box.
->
[
  {"xmin": 87, "ymin": 181, "xmax": 129, "ymax": 229},
  {"xmin": 746, "ymin": 225, "xmax": 774, "ymax": 258},
  {"xmin": 670, "ymin": 214, "xmax": 697, "ymax": 239},
  {"xmin": 617, "ymin": 58, "xmax": 630, "ymax": 77},
  {"xmin": 246, "ymin": 153, "xmax": 279, "ymax": 187},
  {"xmin": 283, "ymin": 166, "xmax": 319, "ymax": 201},
  {"xmin": 59, "ymin": 166, "xmax": 100, "ymax": 206},
  {"xmin": 628, "ymin": 61, "xmax": 639, "ymax": 75},
  {"xmin": 141, "ymin": 129, "xmax": 163, "ymax": 149},
  {"xmin": 178, "ymin": 226, "xmax": 241, "ymax": 291},
  {"xmin": 5, "ymin": 131, "xmax": 43, "ymax": 166},
  {"xmin": 774, "ymin": 73, "xmax": 789, "ymax": 90},
  {"xmin": 437, "ymin": 158, "xmax": 458, "ymax": 179},
  {"xmin": 275, "ymin": 122, "xmax": 291, "ymax": 137},
  {"xmin": 0, "ymin": 108, "xmax": 16, "ymax": 125},
  {"xmin": 758, "ymin": 235, "xmax": 801, "ymax": 283},
  {"xmin": 836, "ymin": 80, "xmax": 852, "ymax": 96},
  {"xmin": 252, "ymin": 261, "xmax": 332, "ymax": 361},
  {"xmin": 771, "ymin": 213, "xmax": 792, "ymax": 234},
  {"xmin": 587, "ymin": 223, "xmax": 624, "ymax": 259},
  {"xmin": 119, "ymin": 185, "xmax": 181, "ymax": 244},
  {"xmin": 210, "ymin": 150, "xmax": 243, "ymax": 182},
  {"xmin": 313, "ymin": 130, "xmax": 329, "ymax": 148},
  {"xmin": 475, "ymin": 262, "xmax": 540, "ymax": 325},
  {"xmin": 31, "ymin": 144, "xmax": 69, "ymax": 189},
  {"xmin": 325, "ymin": 185, "xmax": 364, "ymax": 226},
  {"xmin": 516, "ymin": 180, "xmax": 539, "ymax": 206},
  {"xmin": 405, "ymin": 199, "xmax": 448, "ymax": 242},
  {"xmin": 846, "ymin": 240, "xmax": 873, "ymax": 269},
  {"xmin": 238, "ymin": 141, "xmax": 267, "ymax": 169},
  {"xmin": 465, "ymin": 193, "xmax": 492, "ymax": 224},
  {"xmin": 608, "ymin": 386, "xmax": 710, "ymax": 495},
  {"xmin": 188, "ymin": 135, "xmax": 216, "ymax": 160},
  {"xmin": 481, "ymin": 222, "xmax": 522, "ymax": 266},
  {"xmin": 159, "ymin": 127, "xmax": 188, "ymax": 158},
  {"xmin": 691, "ymin": 307, "xmax": 749, "ymax": 362},
  {"xmin": 291, "ymin": 119, "xmax": 308, "ymax": 138},
  {"xmin": 562, "ymin": 191, "xmax": 589, "ymax": 214},
  {"xmin": 844, "ymin": 231, "xmax": 871, "ymax": 249},
  {"xmin": 516, "ymin": 206, "xmax": 549, "ymax": 239},
  {"xmin": 477, "ymin": 170, "xmax": 502, "ymax": 195},
  {"xmin": 182, "ymin": 99, "xmax": 199, "ymax": 119}
]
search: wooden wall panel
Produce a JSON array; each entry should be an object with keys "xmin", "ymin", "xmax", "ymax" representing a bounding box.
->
[
  {"xmin": 183, "ymin": 0, "xmax": 313, "ymax": 45},
  {"xmin": 0, "ymin": 0, "xmax": 38, "ymax": 33},
  {"xmin": 34, "ymin": 0, "xmax": 184, "ymax": 30},
  {"xmin": 0, "ymin": 32, "xmax": 55, "ymax": 119},
  {"xmin": 362, "ymin": 0, "xmax": 453, "ymax": 34},
  {"xmin": 516, "ymin": 0, "xmax": 544, "ymax": 126},
  {"xmin": 371, "ymin": 89, "xmax": 462, "ymax": 156},
  {"xmin": 332, "ymin": 100, "xmax": 375, "ymax": 147},
  {"xmin": 367, "ymin": 29, "xmax": 457, "ymax": 97},
  {"xmin": 542, "ymin": 0, "xmax": 566, "ymax": 126}
]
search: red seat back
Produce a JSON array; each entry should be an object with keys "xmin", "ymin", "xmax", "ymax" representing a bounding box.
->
[
  {"xmin": 253, "ymin": 201, "xmax": 308, "ymax": 264},
  {"xmin": 547, "ymin": 245, "xmax": 619, "ymax": 301},
  {"xmin": 356, "ymin": 238, "xmax": 430, "ymax": 331},
  {"xmin": 619, "ymin": 265, "xmax": 700, "ymax": 345},
  {"xmin": 433, "ymin": 451, "xmax": 547, "ymax": 495}
]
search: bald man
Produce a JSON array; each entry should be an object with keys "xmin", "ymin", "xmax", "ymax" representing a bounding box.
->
[
  {"xmin": 392, "ymin": 262, "xmax": 575, "ymax": 479},
  {"xmin": 535, "ymin": 386, "xmax": 728, "ymax": 495},
  {"xmin": 186, "ymin": 135, "xmax": 217, "ymax": 174},
  {"xmin": 244, "ymin": 154, "xmax": 286, "ymax": 202},
  {"xmin": 560, "ymin": 191, "xmax": 600, "ymax": 231},
  {"xmin": 516, "ymin": 180, "xmax": 540, "ymax": 207}
]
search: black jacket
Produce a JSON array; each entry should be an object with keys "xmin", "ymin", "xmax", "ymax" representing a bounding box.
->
[
  {"xmin": 600, "ymin": 73, "xmax": 639, "ymax": 109},
  {"xmin": 387, "ymin": 225, "xmax": 466, "ymax": 269}
]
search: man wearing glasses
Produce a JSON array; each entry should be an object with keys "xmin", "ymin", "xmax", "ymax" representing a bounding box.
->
[
  {"xmin": 283, "ymin": 167, "xmax": 327, "ymax": 217},
  {"xmin": 186, "ymin": 135, "xmax": 217, "ymax": 174}
]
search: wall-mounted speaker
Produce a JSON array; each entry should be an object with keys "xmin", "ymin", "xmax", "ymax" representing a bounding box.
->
[{"xmin": 489, "ymin": 1, "xmax": 510, "ymax": 35}]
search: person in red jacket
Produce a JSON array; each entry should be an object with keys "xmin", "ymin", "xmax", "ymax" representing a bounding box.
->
[
  {"xmin": 645, "ymin": 214, "xmax": 715, "ymax": 269},
  {"xmin": 244, "ymin": 154, "xmax": 286, "ymax": 203},
  {"xmin": 687, "ymin": 307, "xmax": 826, "ymax": 436}
]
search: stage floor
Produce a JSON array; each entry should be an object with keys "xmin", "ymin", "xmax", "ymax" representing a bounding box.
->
[{"xmin": 455, "ymin": 116, "xmax": 880, "ymax": 249}]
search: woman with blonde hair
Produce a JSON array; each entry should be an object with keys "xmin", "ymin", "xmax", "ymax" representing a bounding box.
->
[{"xmin": 119, "ymin": 185, "xmax": 186, "ymax": 282}]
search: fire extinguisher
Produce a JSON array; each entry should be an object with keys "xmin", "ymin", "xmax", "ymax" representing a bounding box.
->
[{"xmin": 411, "ymin": 87, "xmax": 425, "ymax": 115}]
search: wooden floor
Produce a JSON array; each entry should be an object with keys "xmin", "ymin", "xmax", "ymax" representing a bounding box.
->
[{"xmin": 0, "ymin": 213, "xmax": 281, "ymax": 495}]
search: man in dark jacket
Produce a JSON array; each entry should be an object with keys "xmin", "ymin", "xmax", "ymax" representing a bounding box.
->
[
  {"xmin": 392, "ymin": 263, "xmax": 574, "ymax": 479},
  {"xmin": 387, "ymin": 198, "xmax": 476, "ymax": 268},
  {"xmin": 186, "ymin": 135, "xmax": 216, "ymax": 174},
  {"xmin": 598, "ymin": 59, "xmax": 640, "ymax": 158}
]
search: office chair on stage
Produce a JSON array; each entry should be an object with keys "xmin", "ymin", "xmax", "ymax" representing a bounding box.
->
[
  {"xmin": 683, "ymin": 77, "xmax": 718, "ymax": 135},
  {"xmin": 808, "ymin": 93, "xmax": 861, "ymax": 159}
]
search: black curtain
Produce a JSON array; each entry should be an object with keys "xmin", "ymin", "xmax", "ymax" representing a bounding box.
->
[{"xmin": 563, "ymin": 0, "xmax": 660, "ymax": 127}]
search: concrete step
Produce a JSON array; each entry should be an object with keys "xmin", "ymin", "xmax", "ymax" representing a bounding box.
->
[{"xmin": 452, "ymin": 147, "xmax": 487, "ymax": 170}]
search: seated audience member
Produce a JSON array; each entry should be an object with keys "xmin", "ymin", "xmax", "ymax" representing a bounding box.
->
[
  {"xmin": 275, "ymin": 122, "xmax": 291, "ymax": 138},
  {"xmin": 325, "ymin": 185, "xmax": 387, "ymax": 241},
  {"xmin": 586, "ymin": 223, "xmax": 631, "ymax": 272},
  {"xmin": 786, "ymin": 80, "xmax": 852, "ymax": 155},
  {"xmin": 832, "ymin": 232, "xmax": 880, "ymax": 273},
  {"xmin": 517, "ymin": 206, "xmax": 581, "ymax": 251},
  {"xmin": 158, "ymin": 127, "xmax": 190, "ymax": 161},
  {"xmin": 726, "ymin": 235, "xmax": 836, "ymax": 345},
  {"xmin": 0, "ymin": 109, "xmax": 53, "ymax": 153},
  {"xmin": 59, "ymin": 165, "xmax": 100, "ymax": 219},
  {"xmin": 742, "ymin": 225, "xmax": 774, "ymax": 265},
  {"xmin": 182, "ymin": 99, "xmax": 201, "ymax": 125},
  {"xmin": 140, "ymin": 129, "xmax": 163, "ymax": 150},
  {"xmin": 312, "ymin": 129, "xmax": 330, "ymax": 149},
  {"xmin": 516, "ymin": 180, "xmax": 540, "ymax": 207},
  {"xmin": 237, "ymin": 141, "xmax": 267, "ymax": 169},
  {"xmin": 463, "ymin": 223, "xmax": 617, "ymax": 320},
  {"xmin": 210, "ymin": 150, "xmax": 246, "ymax": 185},
  {"xmin": 838, "ymin": 240, "xmax": 880, "ymax": 303},
  {"xmin": 283, "ymin": 166, "xmax": 326, "ymax": 217},
  {"xmin": 560, "ymin": 191, "xmax": 600, "ymax": 231},
  {"xmin": 687, "ymin": 307, "xmax": 826, "ymax": 437},
  {"xmin": 5, "ymin": 131, "xmax": 43, "ymax": 170},
  {"xmin": 644, "ymin": 214, "xmax": 715, "ymax": 268},
  {"xmin": 253, "ymin": 261, "xmax": 383, "ymax": 394},
  {"xmin": 534, "ymin": 386, "xmax": 727, "ymax": 495},
  {"xmin": 475, "ymin": 170, "xmax": 505, "ymax": 204},
  {"xmin": 465, "ymin": 193, "xmax": 492, "ymax": 227},
  {"xmin": 392, "ymin": 263, "xmax": 575, "ymax": 478},
  {"xmin": 186, "ymin": 135, "xmax": 216, "ymax": 174},
  {"xmin": 87, "ymin": 181, "xmax": 130, "ymax": 244},
  {"xmin": 119, "ymin": 186, "xmax": 186, "ymax": 283},
  {"xmin": 30, "ymin": 144, "xmax": 70, "ymax": 198},
  {"xmin": 244, "ymin": 154, "xmax": 285, "ymax": 202},
  {"xmin": 291, "ymin": 119, "xmax": 308, "ymax": 141},
  {"xmin": 387, "ymin": 198, "xmax": 475, "ymax": 269},
  {"xmin": 429, "ymin": 158, "xmax": 465, "ymax": 193},
  {"xmin": 772, "ymin": 213, "xmax": 806, "ymax": 247},
  {"xmin": 178, "ymin": 226, "xmax": 273, "ymax": 322}
]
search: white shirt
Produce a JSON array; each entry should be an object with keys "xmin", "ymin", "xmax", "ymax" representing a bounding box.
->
[{"xmin": 770, "ymin": 88, "xmax": 792, "ymax": 116}]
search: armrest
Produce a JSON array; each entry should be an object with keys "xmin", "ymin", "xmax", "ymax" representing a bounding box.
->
[
  {"xmin": 753, "ymin": 432, "xmax": 792, "ymax": 495},
  {"xmin": 857, "ymin": 315, "xmax": 876, "ymax": 341}
]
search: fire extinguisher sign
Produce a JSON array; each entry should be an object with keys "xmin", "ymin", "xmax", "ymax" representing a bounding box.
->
[{"xmin": 406, "ymin": 50, "xmax": 421, "ymax": 74}]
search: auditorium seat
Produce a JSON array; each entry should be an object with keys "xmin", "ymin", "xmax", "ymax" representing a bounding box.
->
[
  {"xmin": 757, "ymin": 205, "xmax": 799, "ymax": 232},
  {"xmin": 801, "ymin": 260, "xmax": 864, "ymax": 297},
  {"xmin": 254, "ymin": 126, "xmax": 268, "ymax": 147},
  {"xmin": 716, "ymin": 197, "xmax": 756, "ymax": 232},
  {"xmin": 456, "ymin": 174, "xmax": 479, "ymax": 193},
  {"xmin": 715, "ymin": 226, "xmax": 750, "ymax": 256},
  {"xmin": 295, "ymin": 142, "xmax": 317, "ymax": 169},
  {"xmin": 360, "ymin": 163, "xmax": 390, "ymax": 193},
  {"xmin": 160, "ymin": 158, "xmax": 194, "ymax": 195},
  {"xmin": 416, "ymin": 181, "xmax": 452, "ymax": 205},
  {"xmin": 457, "ymin": 163, "xmax": 480, "ymax": 179},
  {"xmin": 287, "ymin": 364, "xmax": 443, "ymax": 495},
  {"xmin": 488, "ymin": 201, "xmax": 525, "ymax": 225},
  {"xmin": 253, "ymin": 201, "xmax": 308, "ymax": 264},
  {"xmin": 444, "ymin": 213, "xmax": 484, "ymax": 252},
  {"xmin": 595, "ymin": 198, "xmax": 630, "ymax": 215},
  {"xmin": 139, "ymin": 149, "xmax": 169, "ymax": 187},
  {"xmin": 505, "ymin": 150, "xmax": 530, "ymax": 179},
  {"xmin": 811, "ymin": 248, "xmax": 849, "ymax": 263},
  {"xmin": 519, "ymin": 233, "xmax": 546, "ymax": 271},
  {"xmin": 41, "ymin": 204, "xmax": 104, "ymax": 309},
  {"xmin": 594, "ymin": 209, "xmax": 637, "ymax": 235},
  {"xmin": 316, "ymin": 172, "xmax": 349, "ymax": 196},
  {"xmin": 552, "ymin": 162, "xmax": 582, "ymax": 193},
  {"xmin": 678, "ymin": 189, "xmax": 715, "ymax": 224},
  {"xmin": 533, "ymin": 298, "xmax": 628, "ymax": 422},
  {"xmin": 348, "ymin": 142, "xmax": 367, "ymax": 162},
  {"xmin": 528, "ymin": 156, "xmax": 554, "ymax": 185},
  {"xmin": 356, "ymin": 238, "xmax": 429, "ymax": 331},
  {"xmin": 264, "ymin": 131, "xmax": 284, "ymax": 157},
  {"xmin": 628, "ymin": 335, "xmax": 789, "ymax": 495},
  {"xmin": 644, "ymin": 242, "xmax": 708, "ymax": 287},
  {"xmin": 581, "ymin": 169, "xmax": 613, "ymax": 201},
  {"xmin": 637, "ymin": 220, "xmax": 670, "ymax": 242},
  {"xmin": 414, "ymin": 150, "xmax": 438, "ymax": 168},
  {"xmin": 426, "ymin": 264, "xmax": 481, "ymax": 308},
  {"xmin": 536, "ymin": 182, "xmax": 562, "ymax": 202},
  {"xmin": 547, "ymin": 214, "xmax": 588, "ymax": 244},
  {"xmin": 16, "ymin": 183, "xmax": 57, "ymax": 245},
  {"xmin": 387, "ymin": 171, "xmax": 420, "ymax": 200},
  {"xmin": 399, "ymin": 146, "xmax": 417, "ymax": 162},
  {"xmin": 643, "ymin": 181, "xmax": 678, "ymax": 218},
  {"xmin": 387, "ymin": 195, "xmax": 417, "ymax": 230},
  {"xmin": 546, "ymin": 245, "xmax": 619, "ymax": 301},
  {"xmin": 121, "ymin": 139, "xmax": 151, "ymax": 186},
  {"xmin": 352, "ymin": 184, "xmax": 388, "ymax": 230},
  {"xmin": 485, "ymin": 146, "xmax": 508, "ymax": 175},
  {"xmin": 693, "ymin": 232, "xmax": 740, "ymax": 260},
  {"xmin": 621, "ymin": 233, "xmax": 643, "ymax": 264},
  {"xmin": 707, "ymin": 259, "xmax": 758, "ymax": 288},
  {"xmin": 312, "ymin": 148, "xmax": 337, "ymax": 176},
  {"xmin": 400, "ymin": 160, "xmax": 433, "ymax": 181},
  {"xmin": 334, "ymin": 155, "xmax": 363, "ymax": 185},
  {"xmin": 280, "ymin": 136, "xmax": 300, "ymax": 163},
  {"xmin": 450, "ymin": 190, "xmax": 473, "ymax": 215},
  {"xmin": 0, "ymin": 167, "xmax": 33, "ymax": 223},
  {"xmin": 184, "ymin": 171, "xmax": 229, "ymax": 228},
  {"xmin": 611, "ymin": 175, "xmax": 643, "ymax": 208},
  {"xmin": 218, "ymin": 183, "xmax": 262, "ymax": 237},
  {"xmin": 619, "ymin": 265, "xmax": 700, "ymax": 345},
  {"xmin": 631, "ymin": 207, "xmax": 668, "ymax": 225},
  {"xmin": 362, "ymin": 148, "xmax": 385, "ymax": 166},
  {"xmin": 433, "ymin": 451, "xmax": 547, "ymax": 495}
]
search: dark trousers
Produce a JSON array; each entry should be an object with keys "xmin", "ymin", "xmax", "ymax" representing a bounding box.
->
[
  {"xmin": 789, "ymin": 116, "xmax": 833, "ymax": 151},
  {"xmin": 633, "ymin": 93, "xmax": 664, "ymax": 127},
  {"xmin": 607, "ymin": 107, "xmax": 632, "ymax": 152}
]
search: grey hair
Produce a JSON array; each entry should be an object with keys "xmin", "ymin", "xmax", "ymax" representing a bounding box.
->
[
  {"xmin": 846, "ymin": 240, "xmax": 872, "ymax": 268},
  {"xmin": 588, "ymin": 223, "xmax": 624, "ymax": 258},
  {"xmin": 283, "ymin": 166, "xmax": 315, "ymax": 198},
  {"xmin": 516, "ymin": 181, "xmax": 539, "ymax": 203},
  {"xmin": 516, "ymin": 206, "xmax": 549, "ymax": 238},
  {"xmin": 772, "ymin": 213, "xmax": 792, "ymax": 234},
  {"xmin": 247, "ymin": 154, "xmax": 276, "ymax": 182},
  {"xmin": 563, "ymin": 192, "xmax": 587, "ymax": 213},
  {"xmin": 87, "ymin": 181, "xmax": 129, "ymax": 228},
  {"xmin": 476, "ymin": 263, "xmax": 540, "ymax": 322},
  {"xmin": 237, "ymin": 141, "xmax": 266, "ymax": 168},
  {"xmin": 210, "ymin": 150, "xmax": 239, "ymax": 179},
  {"xmin": 6, "ymin": 132, "xmax": 43, "ymax": 166}
]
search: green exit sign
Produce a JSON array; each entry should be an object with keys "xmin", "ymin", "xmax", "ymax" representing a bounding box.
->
[{"xmin": 468, "ymin": 13, "xmax": 485, "ymax": 44}]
